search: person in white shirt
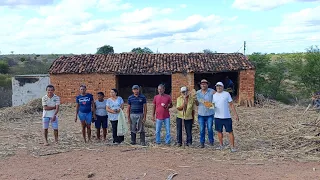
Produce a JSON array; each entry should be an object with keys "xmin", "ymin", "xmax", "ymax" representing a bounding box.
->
[
  {"xmin": 212, "ymin": 82, "xmax": 239, "ymax": 152},
  {"xmin": 41, "ymin": 85, "xmax": 60, "ymax": 146},
  {"xmin": 94, "ymin": 92, "xmax": 108, "ymax": 141}
]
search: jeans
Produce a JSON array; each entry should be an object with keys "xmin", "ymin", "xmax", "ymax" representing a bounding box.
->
[
  {"xmin": 176, "ymin": 118, "xmax": 193, "ymax": 144},
  {"xmin": 155, "ymin": 118, "xmax": 171, "ymax": 144},
  {"xmin": 198, "ymin": 115, "xmax": 214, "ymax": 144}
]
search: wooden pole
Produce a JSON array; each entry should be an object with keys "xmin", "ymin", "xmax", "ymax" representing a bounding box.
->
[{"xmin": 182, "ymin": 95, "xmax": 186, "ymax": 148}]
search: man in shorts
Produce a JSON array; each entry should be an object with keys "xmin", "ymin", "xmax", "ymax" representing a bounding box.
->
[
  {"xmin": 212, "ymin": 82, "xmax": 239, "ymax": 152},
  {"xmin": 42, "ymin": 84, "xmax": 60, "ymax": 146}
]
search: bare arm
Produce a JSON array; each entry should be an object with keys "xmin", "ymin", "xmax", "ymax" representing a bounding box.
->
[
  {"xmin": 195, "ymin": 100, "xmax": 199, "ymax": 106},
  {"xmin": 106, "ymin": 106, "xmax": 116, "ymax": 114},
  {"xmin": 54, "ymin": 105, "xmax": 59, "ymax": 116},
  {"xmin": 152, "ymin": 104, "xmax": 156, "ymax": 117},
  {"xmin": 75, "ymin": 103, "xmax": 79, "ymax": 121},
  {"xmin": 229, "ymin": 102, "xmax": 239, "ymax": 121},
  {"xmin": 43, "ymin": 106, "xmax": 56, "ymax": 110},
  {"xmin": 91, "ymin": 100, "xmax": 96, "ymax": 114},
  {"xmin": 127, "ymin": 104, "xmax": 131, "ymax": 123},
  {"xmin": 143, "ymin": 103, "xmax": 147, "ymax": 119},
  {"xmin": 176, "ymin": 99, "xmax": 184, "ymax": 111}
]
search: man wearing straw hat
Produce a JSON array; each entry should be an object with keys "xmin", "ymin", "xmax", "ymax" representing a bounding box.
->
[
  {"xmin": 212, "ymin": 82, "xmax": 239, "ymax": 152},
  {"xmin": 176, "ymin": 86, "xmax": 196, "ymax": 147},
  {"xmin": 195, "ymin": 79, "xmax": 216, "ymax": 148}
]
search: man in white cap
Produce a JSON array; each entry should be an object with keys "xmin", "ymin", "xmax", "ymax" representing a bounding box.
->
[
  {"xmin": 176, "ymin": 86, "xmax": 196, "ymax": 146},
  {"xmin": 212, "ymin": 82, "xmax": 239, "ymax": 152}
]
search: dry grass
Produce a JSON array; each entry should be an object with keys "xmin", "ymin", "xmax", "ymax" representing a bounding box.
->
[{"xmin": 0, "ymin": 98, "xmax": 319, "ymax": 162}]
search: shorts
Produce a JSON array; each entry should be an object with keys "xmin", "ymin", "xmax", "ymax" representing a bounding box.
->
[
  {"xmin": 215, "ymin": 118, "xmax": 233, "ymax": 132},
  {"xmin": 43, "ymin": 116, "xmax": 58, "ymax": 130},
  {"xmin": 78, "ymin": 111, "xmax": 92, "ymax": 125},
  {"xmin": 95, "ymin": 115, "xmax": 108, "ymax": 129}
]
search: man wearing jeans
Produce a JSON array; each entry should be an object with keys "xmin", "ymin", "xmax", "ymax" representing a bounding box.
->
[
  {"xmin": 127, "ymin": 85, "xmax": 147, "ymax": 146},
  {"xmin": 152, "ymin": 84, "xmax": 173, "ymax": 145},
  {"xmin": 195, "ymin": 79, "xmax": 216, "ymax": 148}
]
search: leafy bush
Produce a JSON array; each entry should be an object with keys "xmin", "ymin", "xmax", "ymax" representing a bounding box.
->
[
  {"xmin": 0, "ymin": 74, "xmax": 11, "ymax": 88},
  {"xmin": 0, "ymin": 61, "xmax": 9, "ymax": 74},
  {"xmin": 249, "ymin": 53, "xmax": 290, "ymax": 103}
]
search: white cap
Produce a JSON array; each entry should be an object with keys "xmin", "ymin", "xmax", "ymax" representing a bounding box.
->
[
  {"xmin": 215, "ymin": 82, "xmax": 224, "ymax": 87},
  {"xmin": 180, "ymin": 86, "xmax": 187, "ymax": 92}
]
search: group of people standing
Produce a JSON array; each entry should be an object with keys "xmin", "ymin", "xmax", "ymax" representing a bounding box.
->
[{"xmin": 41, "ymin": 79, "xmax": 239, "ymax": 152}]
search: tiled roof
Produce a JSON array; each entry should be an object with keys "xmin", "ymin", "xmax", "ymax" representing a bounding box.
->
[{"xmin": 49, "ymin": 53, "xmax": 255, "ymax": 74}]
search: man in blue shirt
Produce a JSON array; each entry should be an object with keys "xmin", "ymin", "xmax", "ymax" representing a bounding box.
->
[
  {"xmin": 127, "ymin": 85, "xmax": 147, "ymax": 146},
  {"xmin": 75, "ymin": 85, "xmax": 95, "ymax": 143},
  {"xmin": 195, "ymin": 79, "xmax": 216, "ymax": 148}
]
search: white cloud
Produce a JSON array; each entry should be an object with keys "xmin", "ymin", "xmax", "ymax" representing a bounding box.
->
[
  {"xmin": 97, "ymin": 0, "xmax": 131, "ymax": 11},
  {"xmin": 1, "ymin": 0, "xmax": 318, "ymax": 55},
  {"xmin": 232, "ymin": 0, "xmax": 320, "ymax": 11},
  {"xmin": 272, "ymin": 6, "xmax": 320, "ymax": 34},
  {"xmin": 0, "ymin": 0, "xmax": 54, "ymax": 6},
  {"xmin": 179, "ymin": 4, "xmax": 187, "ymax": 8},
  {"xmin": 119, "ymin": 7, "xmax": 174, "ymax": 23}
]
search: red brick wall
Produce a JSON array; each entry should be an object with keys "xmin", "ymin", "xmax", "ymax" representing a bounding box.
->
[
  {"xmin": 238, "ymin": 70, "xmax": 255, "ymax": 106},
  {"xmin": 171, "ymin": 73, "xmax": 194, "ymax": 102},
  {"xmin": 50, "ymin": 74, "xmax": 116, "ymax": 103}
]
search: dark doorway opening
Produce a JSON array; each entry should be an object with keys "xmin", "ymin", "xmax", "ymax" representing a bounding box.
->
[
  {"xmin": 194, "ymin": 71, "xmax": 239, "ymax": 97},
  {"xmin": 118, "ymin": 75, "xmax": 172, "ymax": 101}
]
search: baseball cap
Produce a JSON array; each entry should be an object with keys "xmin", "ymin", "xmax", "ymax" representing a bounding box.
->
[
  {"xmin": 132, "ymin": 85, "xmax": 140, "ymax": 89},
  {"xmin": 215, "ymin": 82, "xmax": 224, "ymax": 87},
  {"xmin": 200, "ymin": 79, "xmax": 209, "ymax": 84},
  {"xmin": 180, "ymin": 86, "xmax": 187, "ymax": 92}
]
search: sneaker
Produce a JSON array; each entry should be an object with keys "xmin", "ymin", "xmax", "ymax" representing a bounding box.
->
[
  {"xmin": 230, "ymin": 148, "xmax": 237, "ymax": 152},
  {"xmin": 209, "ymin": 142, "xmax": 214, "ymax": 146},
  {"xmin": 177, "ymin": 143, "xmax": 182, "ymax": 147},
  {"xmin": 200, "ymin": 143, "xmax": 205, "ymax": 148},
  {"xmin": 215, "ymin": 145, "xmax": 224, "ymax": 150}
]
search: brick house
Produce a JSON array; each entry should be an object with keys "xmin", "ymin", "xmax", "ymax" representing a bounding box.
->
[{"xmin": 49, "ymin": 53, "xmax": 255, "ymax": 106}]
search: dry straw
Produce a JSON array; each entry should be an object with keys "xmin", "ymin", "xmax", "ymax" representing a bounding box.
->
[{"xmin": 0, "ymin": 97, "xmax": 319, "ymax": 161}]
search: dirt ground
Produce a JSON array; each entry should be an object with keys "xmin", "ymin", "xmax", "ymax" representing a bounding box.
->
[
  {"xmin": 0, "ymin": 147, "xmax": 319, "ymax": 180},
  {"xmin": 0, "ymin": 100, "xmax": 319, "ymax": 180}
]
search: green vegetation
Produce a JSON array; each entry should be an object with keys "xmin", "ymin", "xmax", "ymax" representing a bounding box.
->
[
  {"xmin": 131, "ymin": 47, "xmax": 153, "ymax": 54},
  {"xmin": 248, "ymin": 45, "xmax": 320, "ymax": 104},
  {"xmin": 96, "ymin": 45, "xmax": 114, "ymax": 54},
  {"xmin": 0, "ymin": 74, "xmax": 11, "ymax": 88},
  {"xmin": 0, "ymin": 45, "xmax": 319, "ymax": 106}
]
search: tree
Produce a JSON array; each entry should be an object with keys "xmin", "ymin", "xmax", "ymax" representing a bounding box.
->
[
  {"xmin": 248, "ymin": 53, "xmax": 289, "ymax": 100},
  {"xmin": 131, "ymin": 47, "xmax": 153, "ymax": 54},
  {"xmin": 290, "ymin": 46, "xmax": 320, "ymax": 93},
  {"xmin": 96, "ymin": 45, "xmax": 114, "ymax": 54},
  {"xmin": 0, "ymin": 61, "xmax": 9, "ymax": 74},
  {"xmin": 203, "ymin": 49, "xmax": 216, "ymax": 54}
]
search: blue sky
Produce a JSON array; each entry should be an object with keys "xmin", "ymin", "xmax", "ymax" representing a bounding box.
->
[{"xmin": 0, "ymin": 0, "xmax": 319, "ymax": 55}]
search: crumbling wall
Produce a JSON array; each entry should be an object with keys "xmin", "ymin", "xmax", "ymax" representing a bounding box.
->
[{"xmin": 12, "ymin": 76, "xmax": 50, "ymax": 106}]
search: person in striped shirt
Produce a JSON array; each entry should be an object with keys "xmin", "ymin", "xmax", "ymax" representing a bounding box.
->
[{"xmin": 41, "ymin": 84, "xmax": 60, "ymax": 146}]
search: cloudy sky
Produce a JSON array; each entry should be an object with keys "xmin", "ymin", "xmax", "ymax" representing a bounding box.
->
[{"xmin": 0, "ymin": 0, "xmax": 319, "ymax": 54}]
